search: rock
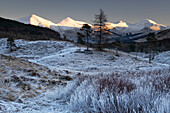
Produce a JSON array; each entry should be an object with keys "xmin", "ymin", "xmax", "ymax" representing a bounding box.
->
[
  {"xmin": 59, "ymin": 76, "xmax": 72, "ymax": 81},
  {"xmin": 84, "ymin": 50, "xmax": 93, "ymax": 54}
]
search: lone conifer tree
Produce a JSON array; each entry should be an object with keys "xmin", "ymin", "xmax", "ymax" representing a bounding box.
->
[
  {"xmin": 146, "ymin": 33, "xmax": 157, "ymax": 63},
  {"xmin": 77, "ymin": 32, "xmax": 84, "ymax": 45},
  {"xmin": 94, "ymin": 9, "xmax": 109, "ymax": 50},
  {"xmin": 6, "ymin": 37, "xmax": 16, "ymax": 52},
  {"xmin": 80, "ymin": 24, "xmax": 92, "ymax": 51}
]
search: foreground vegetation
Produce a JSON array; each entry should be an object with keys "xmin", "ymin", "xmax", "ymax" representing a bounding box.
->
[{"xmin": 58, "ymin": 68, "xmax": 170, "ymax": 113}]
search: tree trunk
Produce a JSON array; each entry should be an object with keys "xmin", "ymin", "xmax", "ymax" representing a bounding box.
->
[
  {"xmin": 152, "ymin": 51, "xmax": 155, "ymax": 60},
  {"xmin": 135, "ymin": 43, "xmax": 137, "ymax": 59},
  {"xmin": 116, "ymin": 48, "xmax": 118, "ymax": 56},
  {"xmin": 149, "ymin": 49, "xmax": 152, "ymax": 63},
  {"xmin": 99, "ymin": 17, "xmax": 102, "ymax": 50},
  {"xmin": 86, "ymin": 31, "xmax": 89, "ymax": 51}
]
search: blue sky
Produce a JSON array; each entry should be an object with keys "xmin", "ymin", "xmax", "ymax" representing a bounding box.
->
[{"xmin": 0, "ymin": 0, "xmax": 170, "ymax": 25}]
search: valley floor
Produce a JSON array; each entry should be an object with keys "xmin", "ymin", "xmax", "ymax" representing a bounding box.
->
[{"xmin": 0, "ymin": 38, "xmax": 169, "ymax": 113}]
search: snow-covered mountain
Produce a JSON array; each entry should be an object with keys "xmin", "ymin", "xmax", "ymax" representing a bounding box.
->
[
  {"xmin": 16, "ymin": 15, "xmax": 167, "ymax": 35},
  {"xmin": 105, "ymin": 21, "xmax": 129, "ymax": 29},
  {"xmin": 166, "ymin": 26, "xmax": 170, "ymax": 29},
  {"xmin": 56, "ymin": 17, "xmax": 92, "ymax": 28},
  {"xmin": 17, "ymin": 15, "xmax": 91, "ymax": 32},
  {"xmin": 17, "ymin": 14, "xmax": 57, "ymax": 28},
  {"xmin": 110, "ymin": 19, "xmax": 166, "ymax": 34},
  {"xmin": 129, "ymin": 19, "xmax": 166, "ymax": 31}
]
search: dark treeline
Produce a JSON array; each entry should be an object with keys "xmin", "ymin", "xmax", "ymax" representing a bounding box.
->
[
  {"xmin": 137, "ymin": 38, "xmax": 170, "ymax": 52},
  {"xmin": 135, "ymin": 29, "xmax": 170, "ymax": 52},
  {"xmin": 107, "ymin": 29, "xmax": 170, "ymax": 52},
  {"xmin": 0, "ymin": 17, "xmax": 61, "ymax": 40},
  {"xmin": 107, "ymin": 38, "xmax": 170, "ymax": 52}
]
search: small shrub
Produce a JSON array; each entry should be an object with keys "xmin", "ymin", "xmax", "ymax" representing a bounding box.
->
[
  {"xmin": 152, "ymin": 76, "xmax": 170, "ymax": 92},
  {"xmin": 96, "ymin": 77, "xmax": 136, "ymax": 94}
]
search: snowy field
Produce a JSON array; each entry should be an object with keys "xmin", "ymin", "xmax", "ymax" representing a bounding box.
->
[
  {"xmin": 130, "ymin": 51, "xmax": 170, "ymax": 65},
  {"xmin": 0, "ymin": 38, "xmax": 168, "ymax": 76},
  {"xmin": 153, "ymin": 51, "xmax": 170, "ymax": 65},
  {"xmin": 0, "ymin": 38, "xmax": 169, "ymax": 112}
]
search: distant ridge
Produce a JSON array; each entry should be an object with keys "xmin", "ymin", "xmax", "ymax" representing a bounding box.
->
[{"xmin": 16, "ymin": 14, "xmax": 167, "ymax": 34}]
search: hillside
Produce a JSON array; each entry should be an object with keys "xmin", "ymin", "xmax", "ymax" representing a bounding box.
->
[
  {"xmin": 0, "ymin": 17, "xmax": 60, "ymax": 40},
  {"xmin": 0, "ymin": 54, "xmax": 67, "ymax": 101},
  {"xmin": 0, "ymin": 53, "xmax": 73, "ymax": 112},
  {"xmin": 157, "ymin": 28, "xmax": 170, "ymax": 40}
]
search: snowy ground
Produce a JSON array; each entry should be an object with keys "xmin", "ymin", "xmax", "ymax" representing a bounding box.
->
[
  {"xmin": 0, "ymin": 54, "xmax": 72, "ymax": 112},
  {"xmin": 130, "ymin": 51, "xmax": 170, "ymax": 65},
  {"xmin": 0, "ymin": 38, "xmax": 168, "ymax": 76},
  {"xmin": 153, "ymin": 51, "xmax": 170, "ymax": 65},
  {"xmin": 0, "ymin": 38, "xmax": 169, "ymax": 112}
]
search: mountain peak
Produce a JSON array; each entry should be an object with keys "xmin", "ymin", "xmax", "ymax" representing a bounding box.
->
[
  {"xmin": 25, "ymin": 14, "xmax": 40, "ymax": 19},
  {"xmin": 146, "ymin": 19, "xmax": 157, "ymax": 24},
  {"xmin": 66, "ymin": 17, "xmax": 73, "ymax": 20},
  {"xmin": 115, "ymin": 20, "xmax": 126, "ymax": 24},
  {"xmin": 57, "ymin": 17, "xmax": 88, "ymax": 28},
  {"xmin": 63, "ymin": 17, "xmax": 75, "ymax": 22},
  {"xmin": 114, "ymin": 20, "xmax": 129, "ymax": 27},
  {"xmin": 140, "ymin": 19, "xmax": 157, "ymax": 25},
  {"xmin": 17, "ymin": 14, "xmax": 56, "ymax": 28},
  {"xmin": 31, "ymin": 14, "xmax": 40, "ymax": 17}
]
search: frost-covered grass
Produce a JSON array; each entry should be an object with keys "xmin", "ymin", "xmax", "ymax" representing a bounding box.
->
[
  {"xmin": 58, "ymin": 68, "xmax": 170, "ymax": 113},
  {"xmin": 0, "ymin": 54, "xmax": 67, "ymax": 105},
  {"xmin": 131, "ymin": 51, "xmax": 170, "ymax": 65},
  {"xmin": 31, "ymin": 48, "xmax": 168, "ymax": 77},
  {"xmin": 0, "ymin": 38, "xmax": 168, "ymax": 76},
  {"xmin": 0, "ymin": 38, "xmax": 169, "ymax": 112},
  {"xmin": 0, "ymin": 38, "xmax": 75, "ymax": 60},
  {"xmin": 153, "ymin": 51, "xmax": 170, "ymax": 65}
]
